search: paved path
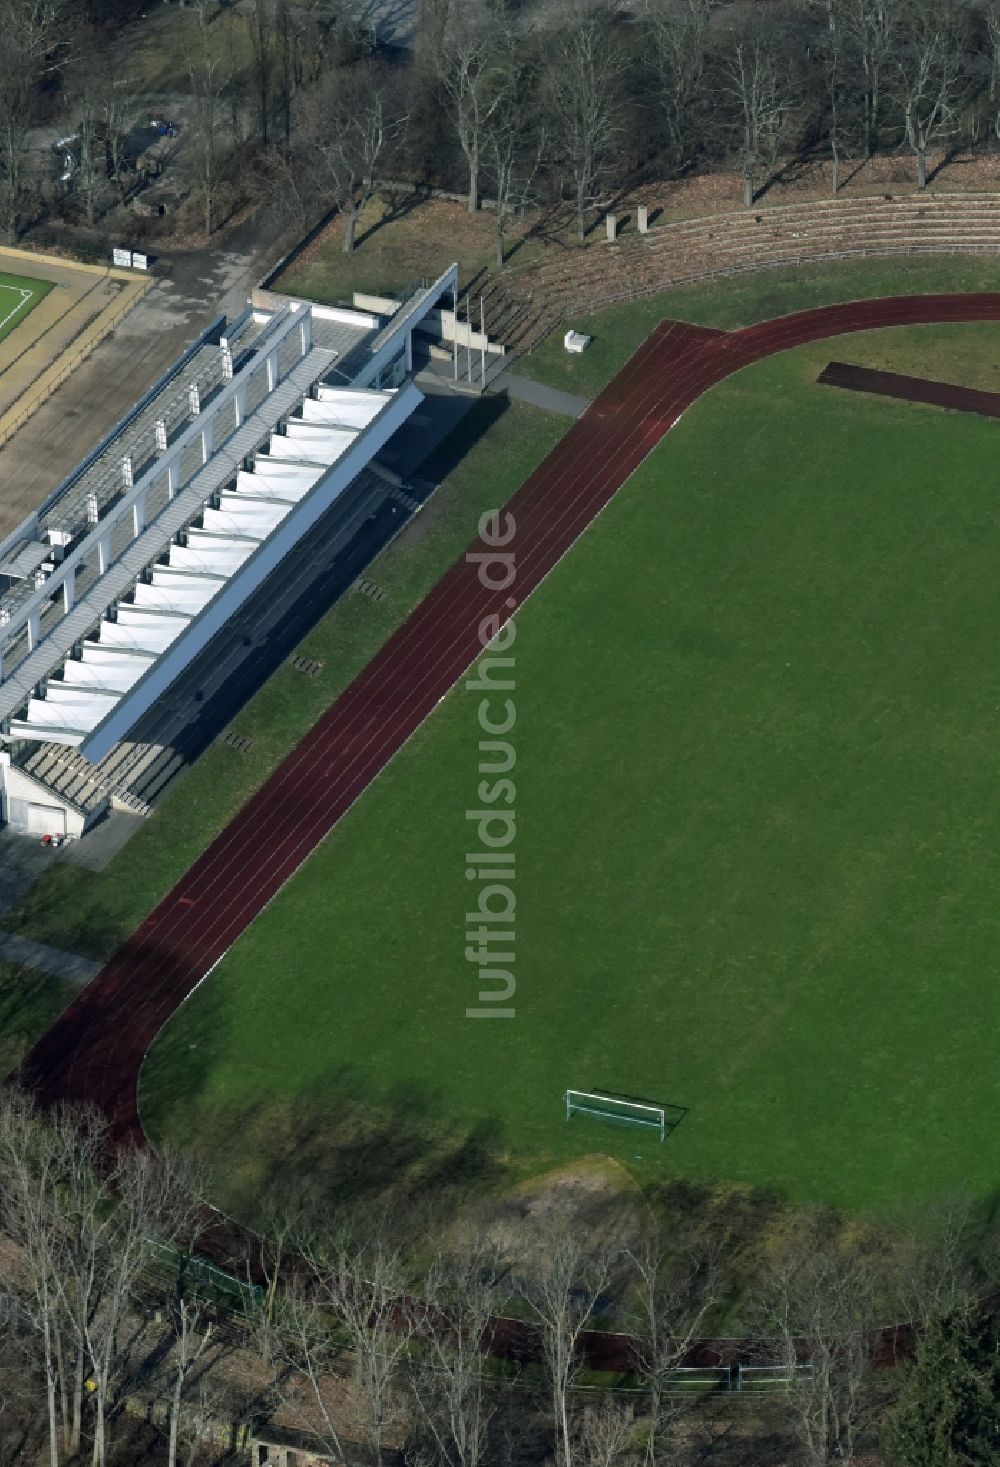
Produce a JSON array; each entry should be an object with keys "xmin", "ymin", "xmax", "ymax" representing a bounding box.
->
[
  {"xmin": 497, "ymin": 370, "xmax": 592, "ymax": 419},
  {"xmin": 18, "ymin": 292, "xmax": 1000, "ymax": 1372},
  {"xmin": 0, "ymin": 930, "xmax": 99, "ymax": 985}
]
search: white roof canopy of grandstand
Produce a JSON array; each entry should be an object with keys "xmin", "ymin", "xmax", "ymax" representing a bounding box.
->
[
  {"xmin": 1, "ymin": 336, "xmax": 419, "ymax": 751},
  {"xmin": 0, "ymin": 263, "xmax": 463, "ymax": 763}
]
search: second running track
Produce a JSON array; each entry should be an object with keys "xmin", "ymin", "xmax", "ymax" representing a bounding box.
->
[{"xmin": 21, "ymin": 292, "xmax": 1000, "ymax": 1140}]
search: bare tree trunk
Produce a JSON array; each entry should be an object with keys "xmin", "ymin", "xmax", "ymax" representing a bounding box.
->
[
  {"xmin": 749, "ymin": 1213, "xmax": 881, "ymax": 1466},
  {"xmin": 545, "ymin": 1, "xmax": 622, "ymax": 250},
  {"xmin": 252, "ymin": 0, "xmax": 270, "ymax": 149},
  {"xmin": 410, "ymin": 1241, "xmax": 504, "ymax": 1467},
  {"xmin": 42, "ymin": 1312, "xmax": 60, "ymax": 1467},
  {"xmin": 168, "ymin": 1301, "xmax": 213, "ymax": 1467},
  {"xmin": 522, "ymin": 1229, "xmax": 614, "ymax": 1467},
  {"xmin": 70, "ymin": 1342, "xmax": 84, "ymax": 1454},
  {"xmin": 468, "ymin": 146, "xmax": 478, "ymax": 213}
]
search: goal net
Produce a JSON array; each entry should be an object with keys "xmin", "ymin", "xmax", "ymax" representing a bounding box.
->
[{"xmin": 564, "ymin": 1089, "xmax": 666, "ymax": 1141}]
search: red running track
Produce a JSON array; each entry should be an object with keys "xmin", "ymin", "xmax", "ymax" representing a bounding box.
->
[{"xmin": 20, "ymin": 293, "xmax": 1000, "ymax": 1145}]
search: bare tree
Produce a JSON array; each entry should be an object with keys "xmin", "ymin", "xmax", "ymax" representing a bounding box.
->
[
  {"xmin": 0, "ymin": 1091, "xmax": 75, "ymax": 1467},
  {"xmin": 894, "ymin": 0, "xmax": 967, "ymax": 189},
  {"xmin": 267, "ymin": 1214, "xmax": 416, "ymax": 1467},
  {"xmin": 166, "ymin": 1300, "xmax": 214, "ymax": 1467},
  {"xmin": 0, "ymin": 0, "xmax": 69, "ymax": 238},
  {"xmin": 0, "ymin": 0, "xmax": 67, "ymax": 77},
  {"xmin": 186, "ymin": 0, "xmax": 233, "ymax": 237},
  {"xmin": 485, "ymin": 115, "xmax": 544, "ymax": 270},
  {"xmin": 574, "ymin": 1398, "xmax": 639, "ymax": 1467},
  {"xmin": 645, "ymin": 0, "xmax": 713, "ymax": 172},
  {"xmin": 521, "ymin": 1229, "xmax": 616, "ymax": 1467},
  {"xmin": 0, "ymin": 39, "xmax": 34, "ymax": 240},
  {"xmin": 319, "ymin": 1222, "xmax": 416, "ymax": 1467},
  {"xmin": 437, "ymin": 2, "xmax": 510, "ymax": 213},
  {"xmin": 409, "ymin": 1238, "xmax": 506, "ymax": 1467},
  {"xmin": 247, "ymin": 0, "xmax": 273, "ymax": 149},
  {"xmin": 626, "ymin": 1231, "xmax": 721, "ymax": 1466},
  {"xmin": 72, "ymin": 80, "xmax": 109, "ymax": 228},
  {"xmin": 103, "ymin": 77, "xmax": 141, "ymax": 208},
  {"xmin": 820, "ymin": 0, "xmax": 850, "ymax": 194},
  {"xmin": 67, "ymin": 1144, "xmax": 203, "ymax": 1467},
  {"xmin": 259, "ymin": 1267, "xmax": 348, "ymax": 1462},
  {"xmin": 749, "ymin": 1215, "xmax": 882, "ymax": 1467},
  {"xmin": 839, "ymin": 0, "xmax": 900, "ymax": 157},
  {"xmin": 983, "ymin": 0, "xmax": 1000, "ymax": 104},
  {"xmin": 483, "ymin": 45, "xmax": 545, "ymax": 271},
  {"xmin": 889, "ymin": 1196, "xmax": 992, "ymax": 1333},
  {"xmin": 304, "ymin": 61, "xmax": 405, "ymax": 253},
  {"xmin": 720, "ymin": 25, "xmax": 793, "ymax": 208},
  {"xmin": 545, "ymin": 0, "xmax": 624, "ymax": 241}
]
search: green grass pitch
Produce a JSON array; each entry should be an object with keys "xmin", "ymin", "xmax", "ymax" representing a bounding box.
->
[
  {"xmin": 141, "ymin": 324, "xmax": 1000, "ymax": 1216},
  {"xmin": 0, "ymin": 271, "xmax": 50, "ymax": 343}
]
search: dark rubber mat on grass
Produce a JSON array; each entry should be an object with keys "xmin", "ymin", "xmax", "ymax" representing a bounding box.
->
[{"xmin": 818, "ymin": 360, "xmax": 1000, "ymax": 418}]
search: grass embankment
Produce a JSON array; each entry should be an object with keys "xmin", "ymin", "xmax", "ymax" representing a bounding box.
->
[
  {"xmin": 143, "ymin": 331, "xmax": 1000, "ymax": 1215},
  {"xmin": 274, "ymin": 197, "xmax": 505, "ymax": 305},
  {"xmin": 0, "ymin": 961, "xmax": 77, "ymax": 1076},
  {"xmin": 517, "ymin": 256, "xmax": 1000, "ymax": 397},
  {"xmin": 4, "ymin": 400, "xmax": 567, "ymax": 966}
]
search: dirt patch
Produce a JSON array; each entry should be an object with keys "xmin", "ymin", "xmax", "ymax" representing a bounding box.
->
[{"xmin": 477, "ymin": 1155, "xmax": 650, "ymax": 1258}]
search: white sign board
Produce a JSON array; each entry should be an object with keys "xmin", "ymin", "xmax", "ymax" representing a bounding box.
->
[
  {"xmin": 131, "ymin": 252, "xmax": 148, "ymax": 272},
  {"xmin": 112, "ymin": 247, "xmax": 132, "ymax": 268}
]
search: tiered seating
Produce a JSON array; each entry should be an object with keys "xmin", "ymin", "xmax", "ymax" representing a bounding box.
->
[
  {"xmin": 483, "ymin": 193, "xmax": 1000, "ymax": 355},
  {"xmin": 19, "ymin": 744, "xmax": 110, "ymax": 818}
]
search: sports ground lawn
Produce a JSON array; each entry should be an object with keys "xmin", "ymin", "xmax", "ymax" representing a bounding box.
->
[
  {"xmin": 0, "ymin": 270, "xmax": 50, "ymax": 344},
  {"xmin": 141, "ymin": 323, "xmax": 1000, "ymax": 1217},
  {"xmin": 517, "ymin": 254, "xmax": 1000, "ymax": 397}
]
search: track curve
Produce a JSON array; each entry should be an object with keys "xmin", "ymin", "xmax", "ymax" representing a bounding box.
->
[{"xmin": 18, "ymin": 291, "xmax": 1000, "ymax": 1367}]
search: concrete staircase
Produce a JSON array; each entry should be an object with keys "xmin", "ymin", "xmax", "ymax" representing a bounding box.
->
[
  {"xmin": 19, "ymin": 744, "xmax": 111, "ymax": 819},
  {"xmin": 18, "ymin": 734, "xmax": 183, "ymax": 822}
]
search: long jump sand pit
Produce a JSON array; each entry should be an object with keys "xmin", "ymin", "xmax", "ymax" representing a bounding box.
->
[{"xmin": 0, "ymin": 246, "xmax": 150, "ymax": 449}]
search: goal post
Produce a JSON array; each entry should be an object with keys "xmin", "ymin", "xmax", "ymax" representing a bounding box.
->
[{"xmin": 564, "ymin": 1088, "xmax": 666, "ymax": 1142}]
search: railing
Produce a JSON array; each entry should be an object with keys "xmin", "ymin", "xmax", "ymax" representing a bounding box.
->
[
  {"xmin": 0, "ymin": 304, "xmax": 313, "ymax": 711},
  {"xmin": 508, "ymin": 238, "xmax": 1000, "ymax": 355}
]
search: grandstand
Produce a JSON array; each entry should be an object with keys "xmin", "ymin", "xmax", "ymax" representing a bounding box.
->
[{"xmin": 0, "ymin": 264, "xmax": 466, "ymax": 838}]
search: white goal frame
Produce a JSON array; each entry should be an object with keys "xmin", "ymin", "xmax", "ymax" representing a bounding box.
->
[{"xmin": 564, "ymin": 1088, "xmax": 666, "ymax": 1142}]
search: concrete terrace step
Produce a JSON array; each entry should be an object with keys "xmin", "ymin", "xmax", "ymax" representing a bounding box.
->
[
  {"xmin": 508, "ymin": 198, "xmax": 1000, "ymax": 298},
  {"xmin": 568, "ymin": 242, "xmax": 1000, "ymax": 313},
  {"xmin": 19, "ymin": 745, "xmax": 109, "ymax": 814},
  {"xmin": 19, "ymin": 729, "xmax": 184, "ymax": 820},
  {"xmin": 486, "ymin": 204, "xmax": 1000, "ymax": 354}
]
